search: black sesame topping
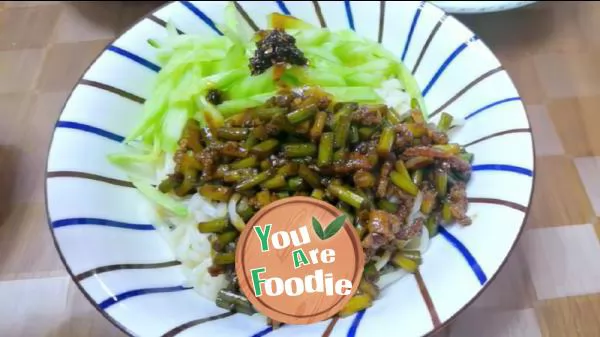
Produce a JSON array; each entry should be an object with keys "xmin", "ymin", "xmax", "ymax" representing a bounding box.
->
[
  {"xmin": 206, "ymin": 88, "xmax": 223, "ymax": 105},
  {"xmin": 249, "ymin": 29, "xmax": 308, "ymax": 76}
]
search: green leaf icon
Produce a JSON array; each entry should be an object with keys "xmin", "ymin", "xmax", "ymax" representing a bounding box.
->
[
  {"xmin": 312, "ymin": 217, "xmax": 326, "ymax": 240},
  {"xmin": 323, "ymin": 214, "xmax": 347, "ymax": 240}
]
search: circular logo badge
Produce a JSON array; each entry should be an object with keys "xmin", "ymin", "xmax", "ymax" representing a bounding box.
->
[{"xmin": 235, "ymin": 196, "xmax": 364, "ymax": 325}]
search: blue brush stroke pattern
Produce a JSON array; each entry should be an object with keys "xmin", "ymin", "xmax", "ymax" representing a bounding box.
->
[
  {"xmin": 276, "ymin": 0, "xmax": 291, "ymax": 15},
  {"xmin": 99, "ymin": 285, "xmax": 192, "ymax": 309},
  {"xmin": 347, "ymin": 309, "xmax": 366, "ymax": 337},
  {"xmin": 107, "ymin": 46, "xmax": 161, "ymax": 72},
  {"xmin": 52, "ymin": 218, "xmax": 155, "ymax": 231},
  {"xmin": 422, "ymin": 35, "xmax": 479, "ymax": 97},
  {"xmin": 56, "ymin": 121, "xmax": 124, "ymax": 143},
  {"xmin": 401, "ymin": 1, "xmax": 424, "ymax": 62},
  {"xmin": 438, "ymin": 226, "xmax": 487, "ymax": 285},
  {"xmin": 180, "ymin": 1, "xmax": 223, "ymax": 35},
  {"xmin": 472, "ymin": 164, "xmax": 533, "ymax": 177},
  {"xmin": 251, "ymin": 326, "xmax": 274, "ymax": 337},
  {"xmin": 344, "ymin": 0, "xmax": 355, "ymax": 30},
  {"xmin": 465, "ymin": 97, "xmax": 521, "ymax": 120}
]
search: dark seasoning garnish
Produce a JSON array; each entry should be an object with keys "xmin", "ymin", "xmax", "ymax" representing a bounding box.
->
[
  {"xmin": 206, "ymin": 88, "xmax": 223, "ymax": 105},
  {"xmin": 249, "ymin": 29, "xmax": 308, "ymax": 76}
]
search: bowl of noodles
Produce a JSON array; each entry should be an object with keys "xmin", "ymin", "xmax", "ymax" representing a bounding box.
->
[{"xmin": 45, "ymin": 1, "xmax": 535, "ymax": 336}]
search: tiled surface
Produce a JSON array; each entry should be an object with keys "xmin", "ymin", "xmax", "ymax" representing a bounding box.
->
[
  {"xmin": 1, "ymin": 1, "xmax": 600, "ymax": 336},
  {"xmin": 522, "ymin": 224, "xmax": 600, "ymax": 300},
  {"xmin": 36, "ymin": 39, "xmax": 113, "ymax": 92},
  {"xmin": 471, "ymin": 241, "xmax": 536, "ymax": 310},
  {"xmin": 52, "ymin": 2, "xmax": 121, "ymax": 43},
  {"xmin": 547, "ymin": 96, "xmax": 600, "ymax": 157},
  {"xmin": 574, "ymin": 157, "xmax": 600, "ymax": 216},
  {"xmin": 535, "ymin": 294, "xmax": 600, "ymax": 337},
  {"xmin": 529, "ymin": 156, "xmax": 595, "ymax": 228},
  {"xmin": 526, "ymin": 104, "xmax": 565, "ymax": 156},
  {"xmin": 0, "ymin": 276, "xmax": 125, "ymax": 337},
  {"xmin": 0, "ymin": 276, "xmax": 71, "ymax": 336},
  {"xmin": 0, "ymin": 48, "xmax": 45, "ymax": 93},
  {"xmin": 0, "ymin": 4, "xmax": 62, "ymax": 50},
  {"xmin": 449, "ymin": 308, "xmax": 542, "ymax": 337}
]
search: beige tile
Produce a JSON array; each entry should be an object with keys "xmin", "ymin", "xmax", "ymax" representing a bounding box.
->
[
  {"xmin": 0, "ymin": 92, "xmax": 61, "ymax": 282},
  {"xmin": 528, "ymin": 156, "xmax": 595, "ymax": 228},
  {"xmin": 0, "ymin": 269, "xmax": 67, "ymax": 282},
  {"xmin": 0, "ymin": 99, "xmax": 67, "ymax": 277},
  {"xmin": 0, "ymin": 91, "xmax": 68, "ymax": 208},
  {"xmin": 18, "ymin": 91, "xmax": 69, "ymax": 206},
  {"xmin": 458, "ymin": 2, "xmax": 587, "ymax": 56},
  {"xmin": 535, "ymin": 293, "xmax": 600, "ymax": 337},
  {"xmin": 0, "ymin": 4, "xmax": 61, "ymax": 50},
  {"xmin": 522, "ymin": 224, "xmax": 600, "ymax": 300},
  {"xmin": 534, "ymin": 51, "xmax": 600, "ymax": 100},
  {"xmin": 0, "ymin": 48, "xmax": 45, "ymax": 93},
  {"xmin": 527, "ymin": 105, "xmax": 565, "ymax": 156},
  {"xmin": 116, "ymin": 1, "xmax": 167, "ymax": 34},
  {"xmin": 50, "ymin": 281, "xmax": 126, "ymax": 337},
  {"xmin": 533, "ymin": 53, "xmax": 577, "ymax": 99},
  {"xmin": 569, "ymin": 96, "xmax": 600, "ymax": 157},
  {"xmin": 0, "ymin": 276, "xmax": 124, "ymax": 337},
  {"xmin": 53, "ymin": 2, "xmax": 121, "ymax": 43},
  {"xmin": 529, "ymin": 2, "xmax": 589, "ymax": 54},
  {"xmin": 545, "ymin": 98, "xmax": 591, "ymax": 157},
  {"xmin": 0, "ymin": 143, "xmax": 44, "ymax": 206},
  {"xmin": 25, "ymin": 91, "xmax": 70, "ymax": 145},
  {"xmin": 575, "ymin": 1, "xmax": 600, "ymax": 49},
  {"xmin": 472, "ymin": 240, "xmax": 536, "ymax": 310},
  {"xmin": 457, "ymin": 3, "xmax": 554, "ymax": 55},
  {"xmin": 574, "ymin": 157, "xmax": 600, "ymax": 217},
  {"xmin": 500, "ymin": 54, "xmax": 545, "ymax": 105},
  {"xmin": 547, "ymin": 96, "xmax": 600, "ymax": 157},
  {"xmin": 0, "ymin": 93, "xmax": 34, "ymax": 145},
  {"xmin": 449, "ymin": 308, "xmax": 541, "ymax": 337},
  {"xmin": 0, "ymin": 276, "xmax": 70, "ymax": 336},
  {"xmin": 36, "ymin": 40, "xmax": 111, "ymax": 92},
  {"xmin": 0, "ymin": 204, "xmax": 65, "ymax": 280}
]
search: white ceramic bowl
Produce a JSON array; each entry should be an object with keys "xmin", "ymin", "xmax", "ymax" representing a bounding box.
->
[{"xmin": 45, "ymin": 1, "xmax": 535, "ymax": 336}]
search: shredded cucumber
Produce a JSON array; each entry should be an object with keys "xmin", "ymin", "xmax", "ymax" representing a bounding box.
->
[
  {"xmin": 399, "ymin": 60, "xmax": 428, "ymax": 118},
  {"xmin": 217, "ymin": 92, "xmax": 277, "ymax": 117},
  {"xmin": 322, "ymin": 87, "xmax": 380, "ymax": 102},
  {"xmin": 127, "ymin": 3, "xmax": 427, "ymax": 148},
  {"xmin": 109, "ymin": 2, "xmax": 427, "ymax": 217},
  {"xmin": 107, "ymin": 152, "xmax": 159, "ymax": 185},
  {"xmin": 160, "ymin": 105, "xmax": 192, "ymax": 153},
  {"xmin": 132, "ymin": 179, "xmax": 188, "ymax": 217}
]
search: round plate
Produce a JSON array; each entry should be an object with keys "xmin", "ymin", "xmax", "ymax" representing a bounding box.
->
[
  {"xmin": 45, "ymin": 1, "xmax": 535, "ymax": 336},
  {"xmin": 431, "ymin": 1, "xmax": 537, "ymax": 13}
]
